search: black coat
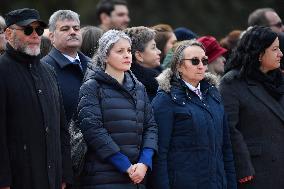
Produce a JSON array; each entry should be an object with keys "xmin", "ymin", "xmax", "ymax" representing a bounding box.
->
[
  {"xmin": 131, "ymin": 61, "xmax": 161, "ymax": 101},
  {"xmin": 41, "ymin": 47, "xmax": 91, "ymax": 122},
  {"xmin": 77, "ymin": 66, "xmax": 158, "ymax": 188},
  {"xmin": 219, "ymin": 70, "xmax": 284, "ymax": 189},
  {"xmin": 0, "ymin": 44, "xmax": 73, "ymax": 189}
]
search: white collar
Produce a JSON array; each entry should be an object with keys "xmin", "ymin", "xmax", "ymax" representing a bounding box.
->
[
  {"xmin": 182, "ymin": 80, "xmax": 201, "ymax": 91},
  {"xmin": 62, "ymin": 53, "xmax": 80, "ymax": 63}
]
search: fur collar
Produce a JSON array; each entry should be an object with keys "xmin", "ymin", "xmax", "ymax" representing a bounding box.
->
[{"xmin": 156, "ymin": 68, "xmax": 219, "ymax": 92}]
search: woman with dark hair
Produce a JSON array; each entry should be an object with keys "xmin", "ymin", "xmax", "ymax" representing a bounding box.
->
[
  {"xmin": 219, "ymin": 26, "xmax": 284, "ymax": 188},
  {"xmin": 124, "ymin": 26, "xmax": 161, "ymax": 101},
  {"xmin": 77, "ymin": 30, "xmax": 158, "ymax": 189},
  {"xmin": 151, "ymin": 40, "xmax": 236, "ymax": 189}
]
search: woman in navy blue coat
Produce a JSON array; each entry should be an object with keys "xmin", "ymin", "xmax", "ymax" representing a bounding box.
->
[
  {"xmin": 77, "ymin": 30, "xmax": 158, "ymax": 189},
  {"xmin": 151, "ymin": 40, "xmax": 237, "ymax": 189}
]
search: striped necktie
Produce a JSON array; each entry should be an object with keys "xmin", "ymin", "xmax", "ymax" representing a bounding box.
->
[{"xmin": 193, "ymin": 88, "xmax": 202, "ymax": 99}]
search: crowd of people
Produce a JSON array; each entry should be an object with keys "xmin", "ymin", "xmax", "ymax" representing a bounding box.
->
[{"xmin": 0, "ymin": 0, "xmax": 283, "ymax": 189}]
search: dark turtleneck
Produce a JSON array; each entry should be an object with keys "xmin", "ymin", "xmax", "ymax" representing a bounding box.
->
[{"xmin": 131, "ymin": 61, "xmax": 162, "ymax": 101}]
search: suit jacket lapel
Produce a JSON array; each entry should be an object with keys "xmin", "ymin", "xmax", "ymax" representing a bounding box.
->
[
  {"xmin": 248, "ymin": 79, "xmax": 284, "ymax": 123},
  {"xmin": 48, "ymin": 47, "xmax": 70, "ymax": 68}
]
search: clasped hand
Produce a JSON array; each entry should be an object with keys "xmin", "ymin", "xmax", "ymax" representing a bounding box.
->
[{"xmin": 127, "ymin": 163, "xmax": 148, "ymax": 184}]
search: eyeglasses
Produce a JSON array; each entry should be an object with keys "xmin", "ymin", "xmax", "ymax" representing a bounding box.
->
[
  {"xmin": 182, "ymin": 58, "xmax": 209, "ymax": 66},
  {"xmin": 10, "ymin": 26, "xmax": 44, "ymax": 36},
  {"xmin": 269, "ymin": 21, "xmax": 283, "ymax": 28}
]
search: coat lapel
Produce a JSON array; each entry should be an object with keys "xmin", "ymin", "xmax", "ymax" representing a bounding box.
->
[
  {"xmin": 248, "ymin": 80, "xmax": 284, "ymax": 123},
  {"xmin": 48, "ymin": 47, "xmax": 90, "ymax": 74}
]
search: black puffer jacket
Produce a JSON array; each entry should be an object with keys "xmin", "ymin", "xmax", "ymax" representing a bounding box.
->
[{"xmin": 77, "ymin": 66, "xmax": 158, "ymax": 187}]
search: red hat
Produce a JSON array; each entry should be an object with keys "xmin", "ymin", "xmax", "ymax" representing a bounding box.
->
[{"xmin": 197, "ymin": 36, "xmax": 227, "ymax": 64}]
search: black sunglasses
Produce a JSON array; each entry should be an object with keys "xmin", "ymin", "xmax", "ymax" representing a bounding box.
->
[
  {"xmin": 11, "ymin": 26, "xmax": 44, "ymax": 36},
  {"xmin": 270, "ymin": 21, "xmax": 283, "ymax": 28},
  {"xmin": 182, "ymin": 58, "xmax": 209, "ymax": 66}
]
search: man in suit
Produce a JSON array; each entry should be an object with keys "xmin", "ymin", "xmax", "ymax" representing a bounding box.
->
[{"xmin": 42, "ymin": 10, "xmax": 92, "ymax": 122}]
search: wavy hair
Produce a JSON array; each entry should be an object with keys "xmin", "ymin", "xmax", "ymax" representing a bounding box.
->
[{"xmin": 225, "ymin": 26, "xmax": 278, "ymax": 78}]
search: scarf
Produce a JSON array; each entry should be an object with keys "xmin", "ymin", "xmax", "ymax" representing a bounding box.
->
[{"xmin": 249, "ymin": 69, "xmax": 284, "ymax": 101}]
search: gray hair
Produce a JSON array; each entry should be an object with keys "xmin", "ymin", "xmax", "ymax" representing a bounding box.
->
[
  {"xmin": 248, "ymin": 8, "xmax": 275, "ymax": 27},
  {"xmin": 124, "ymin": 26, "xmax": 156, "ymax": 59},
  {"xmin": 171, "ymin": 39, "xmax": 204, "ymax": 78},
  {"xmin": 95, "ymin": 29, "xmax": 131, "ymax": 70},
  {"xmin": 49, "ymin": 10, "xmax": 80, "ymax": 32},
  {"xmin": 0, "ymin": 16, "xmax": 6, "ymax": 31}
]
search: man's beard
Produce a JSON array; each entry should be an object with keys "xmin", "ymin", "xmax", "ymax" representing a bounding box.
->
[{"xmin": 13, "ymin": 34, "xmax": 40, "ymax": 56}]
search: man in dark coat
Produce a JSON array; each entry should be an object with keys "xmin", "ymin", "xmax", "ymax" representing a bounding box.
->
[
  {"xmin": 0, "ymin": 8, "xmax": 73, "ymax": 189},
  {"xmin": 41, "ymin": 10, "xmax": 91, "ymax": 122}
]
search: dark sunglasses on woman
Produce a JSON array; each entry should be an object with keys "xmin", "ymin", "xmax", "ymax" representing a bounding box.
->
[{"xmin": 182, "ymin": 57, "xmax": 209, "ymax": 66}]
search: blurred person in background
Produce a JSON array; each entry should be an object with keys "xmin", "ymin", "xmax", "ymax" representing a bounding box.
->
[
  {"xmin": 248, "ymin": 8, "xmax": 284, "ymax": 34},
  {"xmin": 40, "ymin": 36, "xmax": 52, "ymax": 58},
  {"xmin": 80, "ymin": 25, "xmax": 103, "ymax": 58},
  {"xmin": 219, "ymin": 26, "xmax": 284, "ymax": 189},
  {"xmin": 198, "ymin": 35, "xmax": 227, "ymax": 82},
  {"xmin": 174, "ymin": 27, "xmax": 198, "ymax": 42},
  {"xmin": 220, "ymin": 30, "xmax": 242, "ymax": 60},
  {"xmin": 151, "ymin": 24, "xmax": 177, "ymax": 68},
  {"xmin": 96, "ymin": 0, "xmax": 130, "ymax": 31},
  {"xmin": 162, "ymin": 27, "xmax": 197, "ymax": 69},
  {"xmin": 151, "ymin": 39, "xmax": 236, "ymax": 189},
  {"xmin": 124, "ymin": 26, "xmax": 161, "ymax": 101}
]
